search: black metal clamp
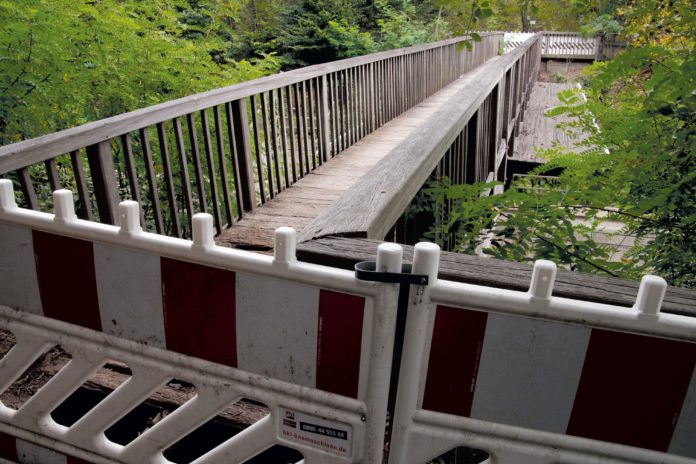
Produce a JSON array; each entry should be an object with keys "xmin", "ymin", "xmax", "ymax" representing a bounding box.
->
[
  {"xmin": 354, "ymin": 261, "xmax": 429, "ymax": 285},
  {"xmin": 354, "ymin": 259, "xmax": 429, "ymax": 442}
]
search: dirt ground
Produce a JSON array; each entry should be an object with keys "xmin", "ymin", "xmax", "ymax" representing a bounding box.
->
[{"xmin": 537, "ymin": 59, "xmax": 591, "ymax": 83}]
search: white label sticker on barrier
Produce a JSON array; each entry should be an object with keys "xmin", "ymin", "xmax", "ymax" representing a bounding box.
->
[{"xmin": 279, "ymin": 407, "xmax": 353, "ymax": 457}]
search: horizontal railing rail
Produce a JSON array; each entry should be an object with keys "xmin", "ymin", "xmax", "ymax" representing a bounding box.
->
[
  {"xmin": 299, "ymin": 34, "xmax": 541, "ymax": 244},
  {"xmin": 0, "ymin": 33, "xmax": 502, "ymax": 240}
]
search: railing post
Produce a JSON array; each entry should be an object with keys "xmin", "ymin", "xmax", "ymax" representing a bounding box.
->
[
  {"xmin": 86, "ymin": 140, "xmax": 119, "ymax": 225},
  {"xmin": 231, "ymin": 98, "xmax": 256, "ymax": 211},
  {"xmin": 369, "ymin": 62, "xmax": 376, "ymax": 132},
  {"xmin": 320, "ymin": 75, "xmax": 331, "ymax": 163}
]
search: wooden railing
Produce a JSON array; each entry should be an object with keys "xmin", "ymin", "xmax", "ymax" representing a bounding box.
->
[
  {"xmin": 0, "ymin": 33, "xmax": 502, "ymax": 238},
  {"xmin": 541, "ymin": 32, "xmax": 599, "ymax": 59},
  {"xmin": 299, "ymin": 34, "xmax": 542, "ymax": 246}
]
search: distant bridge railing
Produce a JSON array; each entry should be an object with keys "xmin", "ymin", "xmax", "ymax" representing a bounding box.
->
[
  {"xmin": 0, "ymin": 33, "xmax": 501, "ymax": 239},
  {"xmin": 505, "ymin": 32, "xmax": 617, "ymax": 60},
  {"xmin": 542, "ymin": 32, "xmax": 600, "ymax": 59}
]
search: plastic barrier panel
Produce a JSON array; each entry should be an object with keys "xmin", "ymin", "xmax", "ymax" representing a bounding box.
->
[
  {"xmin": 388, "ymin": 244, "xmax": 696, "ymax": 464},
  {"xmin": 0, "ymin": 181, "xmax": 402, "ymax": 464}
]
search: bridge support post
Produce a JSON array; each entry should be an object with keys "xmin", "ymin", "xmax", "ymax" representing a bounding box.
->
[
  {"xmin": 320, "ymin": 75, "xmax": 331, "ymax": 163},
  {"xmin": 86, "ymin": 140, "xmax": 119, "ymax": 225}
]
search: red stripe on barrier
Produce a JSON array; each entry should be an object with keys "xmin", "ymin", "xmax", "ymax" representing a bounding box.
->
[
  {"xmin": 567, "ymin": 329, "xmax": 696, "ymax": 451},
  {"xmin": 161, "ymin": 258, "xmax": 237, "ymax": 367},
  {"xmin": 0, "ymin": 432, "xmax": 18, "ymax": 461},
  {"xmin": 316, "ymin": 290, "xmax": 365, "ymax": 398},
  {"xmin": 422, "ymin": 306, "xmax": 488, "ymax": 416},
  {"xmin": 32, "ymin": 231, "xmax": 102, "ymax": 331}
]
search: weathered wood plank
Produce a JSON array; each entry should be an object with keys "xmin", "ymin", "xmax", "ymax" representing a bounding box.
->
[
  {"xmin": 17, "ymin": 167, "xmax": 38, "ymax": 210},
  {"xmin": 213, "ymin": 105, "xmax": 234, "ymax": 226},
  {"xmin": 201, "ymin": 109, "xmax": 223, "ymax": 233},
  {"xmin": 230, "ymin": 99, "xmax": 256, "ymax": 212},
  {"xmin": 214, "ymin": 39, "xmax": 538, "ymax": 250},
  {"xmin": 512, "ymin": 81, "xmax": 588, "ymax": 162},
  {"xmin": 156, "ymin": 122, "xmax": 181, "ymax": 237},
  {"xmin": 298, "ymin": 37, "xmax": 541, "ymax": 243},
  {"xmin": 173, "ymin": 117, "xmax": 194, "ymax": 231},
  {"xmin": 44, "ymin": 158, "xmax": 61, "ymax": 191},
  {"xmin": 297, "ymin": 236, "xmax": 696, "ymax": 317},
  {"xmin": 186, "ymin": 113, "xmax": 208, "ymax": 215},
  {"xmin": 225, "ymin": 102, "xmax": 245, "ymax": 217},
  {"xmin": 86, "ymin": 140, "xmax": 120, "ymax": 225},
  {"xmin": 69, "ymin": 149, "xmax": 93, "ymax": 221}
]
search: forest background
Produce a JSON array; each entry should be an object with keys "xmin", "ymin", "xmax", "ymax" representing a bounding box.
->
[
  {"xmin": 1, "ymin": 0, "xmax": 693, "ymax": 288},
  {"xmin": 1, "ymin": 0, "xmax": 607, "ymax": 146}
]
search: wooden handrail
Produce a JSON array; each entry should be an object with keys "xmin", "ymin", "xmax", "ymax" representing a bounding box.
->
[
  {"xmin": 299, "ymin": 34, "xmax": 542, "ymax": 242},
  {"xmin": 1, "ymin": 32, "xmax": 503, "ymax": 237},
  {"xmin": 0, "ymin": 33, "xmax": 500, "ymax": 172}
]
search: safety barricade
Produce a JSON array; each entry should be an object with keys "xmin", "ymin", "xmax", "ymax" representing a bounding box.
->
[
  {"xmin": 0, "ymin": 180, "xmax": 403, "ymax": 463},
  {"xmin": 1, "ymin": 179, "xmax": 695, "ymax": 464},
  {"xmin": 388, "ymin": 243, "xmax": 696, "ymax": 464}
]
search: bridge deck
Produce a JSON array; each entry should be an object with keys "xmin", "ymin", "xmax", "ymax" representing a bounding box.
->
[
  {"xmin": 511, "ymin": 81, "xmax": 586, "ymax": 162},
  {"xmin": 215, "ymin": 72, "xmax": 478, "ymax": 250}
]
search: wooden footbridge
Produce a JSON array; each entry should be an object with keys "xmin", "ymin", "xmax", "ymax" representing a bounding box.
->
[
  {"xmin": 0, "ymin": 32, "xmax": 520, "ymax": 248},
  {"xmin": 0, "ymin": 31, "xmax": 691, "ymax": 312},
  {"xmin": 1, "ymin": 31, "xmax": 696, "ymax": 464}
]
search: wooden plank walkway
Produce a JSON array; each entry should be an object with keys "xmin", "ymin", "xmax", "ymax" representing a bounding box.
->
[
  {"xmin": 215, "ymin": 70, "xmax": 487, "ymax": 250},
  {"xmin": 511, "ymin": 81, "xmax": 587, "ymax": 162}
]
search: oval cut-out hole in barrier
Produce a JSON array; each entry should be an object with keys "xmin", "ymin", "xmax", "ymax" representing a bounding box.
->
[
  {"xmin": 241, "ymin": 444, "xmax": 304, "ymax": 464},
  {"xmin": 105, "ymin": 377, "xmax": 198, "ymax": 446},
  {"xmin": 163, "ymin": 397, "xmax": 271, "ymax": 464},
  {"xmin": 428, "ymin": 446, "xmax": 491, "ymax": 464},
  {"xmin": 51, "ymin": 360, "xmax": 133, "ymax": 427},
  {"xmin": 104, "ymin": 379, "xmax": 197, "ymax": 446},
  {"xmin": 0, "ymin": 344, "xmax": 71, "ymax": 411},
  {"xmin": 0, "ymin": 328, "xmax": 17, "ymax": 362}
]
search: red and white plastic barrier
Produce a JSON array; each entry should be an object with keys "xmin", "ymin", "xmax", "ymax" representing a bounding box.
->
[
  {"xmin": 0, "ymin": 219, "xmax": 368, "ymax": 399},
  {"xmin": 389, "ymin": 244, "xmax": 696, "ymax": 464},
  {"xmin": 0, "ymin": 181, "xmax": 403, "ymax": 463},
  {"xmin": 1, "ymin": 180, "xmax": 695, "ymax": 464},
  {"xmin": 0, "ymin": 432, "xmax": 94, "ymax": 464}
]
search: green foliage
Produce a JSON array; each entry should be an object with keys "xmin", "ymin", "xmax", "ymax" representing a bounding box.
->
[
  {"xmin": 325, "ymin": 20, "xmax": 376, "ymax": 58},
  {"xmin": 277, "ymin": 0, "xmax": 373, "ymax": 67},
  {"xmin": 424, "ymin": 2, "xmax": 696, "ymax": 287},
  {"xmin": 580, "ymin": 14, "xmax": 622, "ymax": 37},
  {"xmin": 0, "ymin": 0, "xmax": 280, "ymax": 145},
  {"xmin": 374, "ymin": 0, "xmax": 435, "ymax": 50}
]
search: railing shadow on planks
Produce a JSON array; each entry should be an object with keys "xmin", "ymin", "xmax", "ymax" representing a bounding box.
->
[{"xmin": 0, "ymin": 181, "xmax": 695, "ymax": 464}]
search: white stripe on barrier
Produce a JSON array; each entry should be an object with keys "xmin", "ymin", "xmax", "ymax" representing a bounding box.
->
[
  {"xmin": 0, "ymin": 223, "xmax": 42, "ymax": 315},
  {"xmin": 470, "ymin": 313, "xmax": 591, "ymax": 433},
  {"xmin": 236, "ymin": 273, "xmax": 320, "ymax": 387},
  {"xmin": 16, "ymin": 439, "xmax": 67, "ymax": 464},
  {"xmin": 94, "ymin": 243, "xmax": 165, "ymax": 347}
]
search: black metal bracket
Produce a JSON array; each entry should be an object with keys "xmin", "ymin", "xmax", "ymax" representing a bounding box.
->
[
  {"xmin": 354, "ymin": 259, "xmax": 429, "ymax": 451},
  {"xmin": 354, "ymin": 261, "xmax": 429, "ymax": 285}
]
